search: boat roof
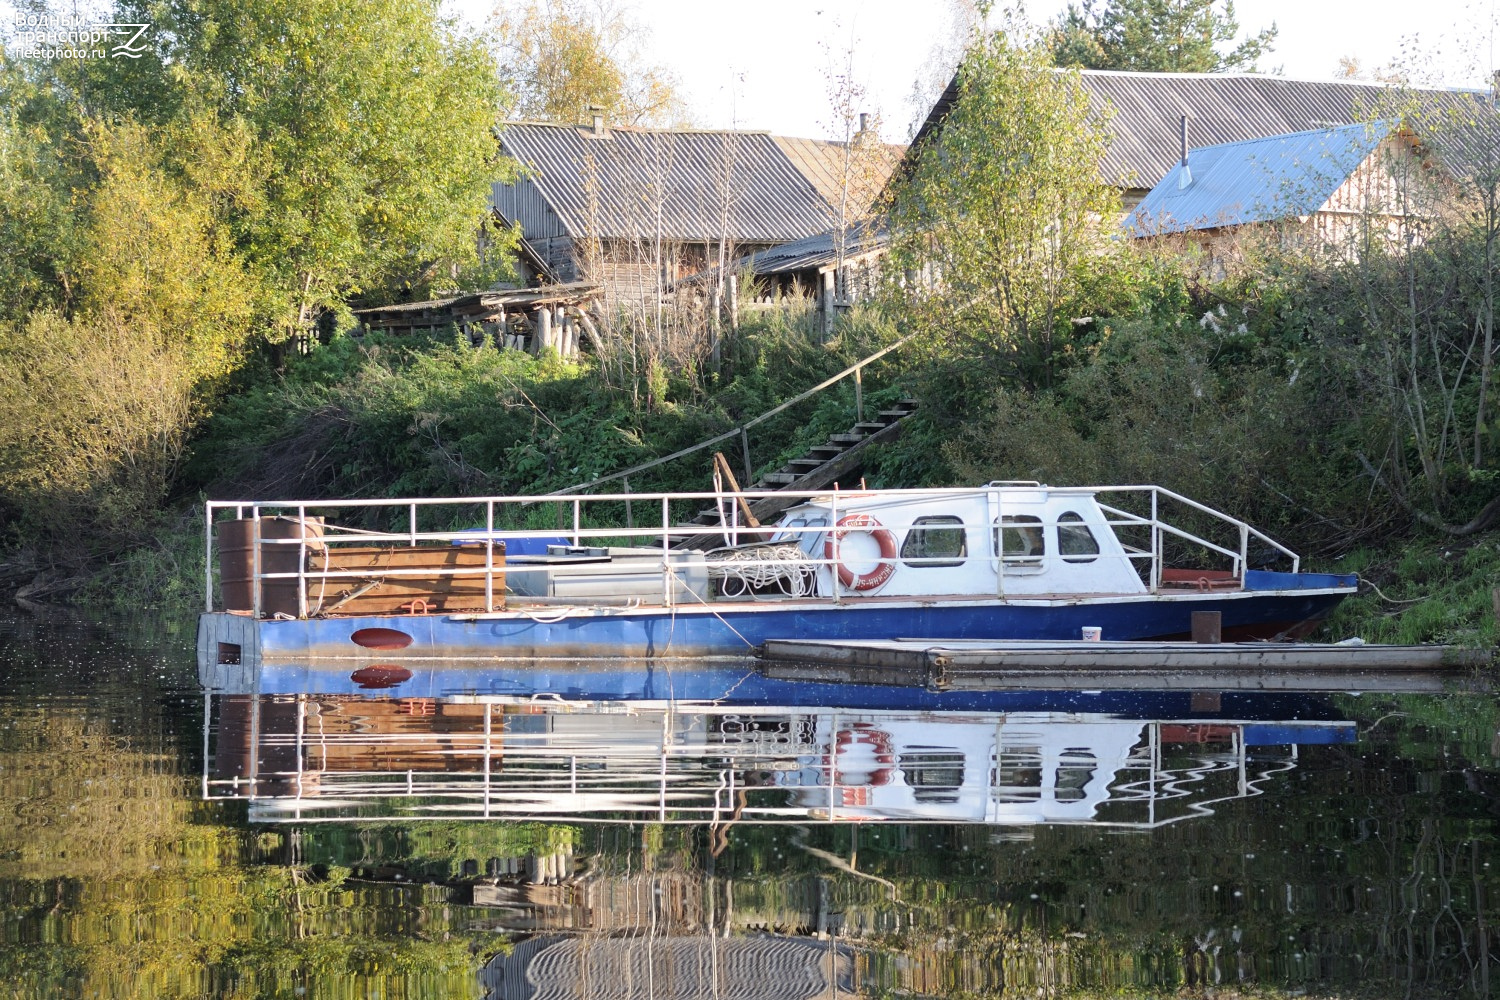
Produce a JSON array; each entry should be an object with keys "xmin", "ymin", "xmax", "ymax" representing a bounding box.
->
[{"xmin": 791, "ymin": 482, "xmax": 1098, "ymax": 507}]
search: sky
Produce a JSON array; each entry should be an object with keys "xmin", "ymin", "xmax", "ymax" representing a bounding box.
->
[
  {"xmin": 5, "ymin": 0, "xmax": 1492, "ymax": 141},
  {"xmin": 467, "ymin": 0, "xmax": 1500, "ymax": 141}
]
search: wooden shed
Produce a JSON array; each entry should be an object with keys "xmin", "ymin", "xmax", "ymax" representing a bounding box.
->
[{"xmin": 490, "ymin": 117, "xmax": 901, "ymax": 305}]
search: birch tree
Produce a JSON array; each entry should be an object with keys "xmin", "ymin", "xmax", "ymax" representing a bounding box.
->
[{"xmin": 886, "ymin": 32, "xmax": 1123, "ymax": 391}]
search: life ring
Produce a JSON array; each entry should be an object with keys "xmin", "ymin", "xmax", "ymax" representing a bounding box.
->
[
  {"xmin": 824, "ymin": 513, "xmax": 898, "ymax": 592},
  {"xmin": 825, "ymin": 725, "xmax": 896, "ymax": 787}
]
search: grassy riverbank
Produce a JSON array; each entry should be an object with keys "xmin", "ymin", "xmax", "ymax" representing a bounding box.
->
[
  {"xmin": 1324, "ymin": 535, "xmax": 1500, "ymax": 649},
  {"xmin": 6, "ymin": 301, "xmax": 1496, "ymax": 662}
]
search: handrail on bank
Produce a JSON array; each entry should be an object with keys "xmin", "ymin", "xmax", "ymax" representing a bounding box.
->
[{"xmin": 543, "ymin": 333, "xmax": 915, "ymax": 497}]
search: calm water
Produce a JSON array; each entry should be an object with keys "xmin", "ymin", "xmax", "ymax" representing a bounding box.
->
[{"xmin": 1, "ymin": 612, "xmax": 1497, "ymax": 999}]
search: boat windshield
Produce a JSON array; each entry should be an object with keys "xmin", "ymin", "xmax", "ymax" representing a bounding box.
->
[{"xmin": 772, "ymin": 515, "xmax": 829, "ymax": 553}]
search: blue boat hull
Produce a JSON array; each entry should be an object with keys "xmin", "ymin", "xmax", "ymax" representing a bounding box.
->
[
  {"xmin": 245, "ymin": 660, "xmax": 1352, "ymax": 726},
  {"xmin": 203, "ymin": 575, "xmax": 1355, "ymax": 663}
]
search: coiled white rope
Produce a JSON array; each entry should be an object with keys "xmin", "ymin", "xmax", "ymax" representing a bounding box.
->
[{"xmin": 706, "ymin": 543, "xmax": 816, "ymax": 598}]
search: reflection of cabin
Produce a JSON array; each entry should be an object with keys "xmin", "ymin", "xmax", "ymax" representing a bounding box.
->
[
  {"xmin": 206, "ymin": 697, "xmax": 1352, "ymax": 829},
  {"xmin": 351, "ymin": 281, "xmax": 602, "ymax": 358},
  {"xmin": 1125, "ymin": 122, "xmax": 1443, "ymax": 271},
  {"xmin": 491, "ymin": 117, "xmax": 902, "ymax": 305}
]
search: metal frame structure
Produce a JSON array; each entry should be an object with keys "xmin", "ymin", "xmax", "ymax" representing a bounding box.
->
[{"xmin": 203, "ymin": 484, "xmax": 1301, "ymax": 618}]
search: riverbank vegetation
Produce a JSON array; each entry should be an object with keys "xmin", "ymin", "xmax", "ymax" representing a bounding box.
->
[{"xmin": 1, "ymin": 7, "xmax": 1498, "ymax": 652}]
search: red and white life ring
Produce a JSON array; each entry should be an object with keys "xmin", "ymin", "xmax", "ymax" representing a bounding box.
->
[
  {"xmin": 824, "ymin": 513, "xmax": 898, "ymax": 592},
  {"xmin": 825, "ymin": 724, "xmax": 896, "ymax": 787}
]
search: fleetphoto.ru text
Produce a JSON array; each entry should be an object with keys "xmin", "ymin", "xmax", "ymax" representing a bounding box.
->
[{"xmin": 11, "ymin": 13, "xmax": 148, "ymax": 60}]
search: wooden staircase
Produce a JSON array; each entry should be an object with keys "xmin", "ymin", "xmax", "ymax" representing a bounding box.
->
[{"xmin": 673, "ymin": 397, "xmax": 919, "ymax": 549}]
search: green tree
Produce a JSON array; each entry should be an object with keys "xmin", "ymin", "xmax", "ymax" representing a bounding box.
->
[
  {"xmin": 128, "ymin": 0, "xmax": 512, "ymax": 332},
  {"xmin": 885, "ymin": 31, "xmax": 1127, "ymax": 392},
  {"xmin": 0, "ymin": 58, "xmax": 88, "ymax": 323},
  {"xmin": 1048, "ymin": 0, "xmax": 1277, "ymax": 73},
  {"xmin": 0, "ymin": 116, "xmax": 261, "ymax": 545},
  {"xmin": 494, "ymin": 0, "xmax": 686, "ymax": 126},
  {"xmin": 0, "ymin": 1, "xmax": 516, "ymax": 550}
]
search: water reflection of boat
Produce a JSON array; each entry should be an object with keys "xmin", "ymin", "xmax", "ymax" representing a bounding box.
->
[
  {"xmin": 197, "ymin": 483, "xmax": 1356, "ymax": 664},
  {"xmin": 203, "ymin": 677, "xmax": 1353, "ymax": 828}
]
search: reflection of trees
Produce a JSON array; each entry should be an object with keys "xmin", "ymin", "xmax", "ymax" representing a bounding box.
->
[
  {"xmin": 0, "ymin": 685, "xmax": 504, "ymax": 998},
  {"xmin": 547, "ymin": 750, "xmax": 1496, "ymax": 997}
]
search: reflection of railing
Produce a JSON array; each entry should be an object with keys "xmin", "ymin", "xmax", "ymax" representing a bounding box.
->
[
  {"xmin": 205, "ymin": 697, "xmax": 1344, "ymax": 828},
  {"xmin": 204, "ymin": 482, "xmax": 1302, "ymax": 618}
]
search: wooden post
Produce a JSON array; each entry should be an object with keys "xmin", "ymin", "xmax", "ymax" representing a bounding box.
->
[
  {"xmin": 854, "ymin": 366, "xmax": 864, "ymax": 424},
  {"xmin": 819, "ymin": 270, "xmax": 835, "ymax": 340},
  {"xmin": 740, "ymin": 429, "xmax": 753, "ymax": 485},
  {"xmin": 1191, "ymin": 611, "xmax": 1222, "ymax": 644},
  {"xmin": 712, "ymin": 452, "xmax": 760, "ymax": 528},
  {"xmin": 497, "ymin": 307, "xmax": 508, "ymax": 348},
  {"xmin": 535, "ymin": 306, "xmax": 551, "ymax": 355},
  {"xmin": 728, "ymin": 274, "xmax": 739, "ymax": 332},
  {"xmin": 575, "ymin": 307, "xmax": 607, "ymax": 355}
]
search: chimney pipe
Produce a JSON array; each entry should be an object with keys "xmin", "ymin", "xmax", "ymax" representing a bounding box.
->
[
  {"xmin": 858, "ymin": 112, "xmax": 869, "ymax": 134},
  {"xmin": 588, "ymin": 105, "xmax": 605, "ymax": 136},
  {"xmin": 1178, "ymin": 114, "xmax": 1193, "ymax": 190}
]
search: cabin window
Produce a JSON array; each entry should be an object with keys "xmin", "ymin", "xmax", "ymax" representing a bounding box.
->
[
  {"xmin": 774, "ymin": 515, "xmax": 828, "ymax": 555},
  {"xmin": 772, "ymin": 517, "xmax": 807, "ymax": 543},
  {"xmin": 796, "ymin": 516, "xmax": 828, "ymax": 555},
  {"xmin": 1054, "ymin": 749, "xmax": 1097, "ymax": 802},
  {"xmin": 900, "ymin": 749, "xmax": 965, "ymax": 804},
  {"xmin": 1057, "ymin": 511, "xmax": 1100, "ymax": 563},
  {"xmin": 900, "ymin": 515, "xmax": 967, "ymax": 567},
  {"xmin": 993, "ymin": 746, "xmax": 1043, "ymax": 802},
  {"xmin": 994, "ymin": 515, "xmax": 1045, "ymax": 566}
]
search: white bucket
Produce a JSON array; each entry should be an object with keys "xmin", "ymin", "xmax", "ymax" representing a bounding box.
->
[{"xmin": 1080, "ymin": 626, "xmax": 1102, "ymax": 642}]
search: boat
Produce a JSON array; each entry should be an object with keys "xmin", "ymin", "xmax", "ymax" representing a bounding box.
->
[{"xmin": 196, "ymin": 481, "xmax": 1357, "ymax": 665}]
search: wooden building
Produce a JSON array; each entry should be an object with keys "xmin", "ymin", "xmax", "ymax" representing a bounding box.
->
[
  {"xmin": 909, "ymin": 70, "xmax": 1496, "ymax": 208},
  {"xmin": 728, "ymin": 72, "xmax": 1496, "ymax": 302},
  {"xmin": 1125, "ymin": 122, "xmax": 1444, "ymax": 271},
  {"xmin": 490, "ymin": 116, "xmax": 902, "ymax": 306}
]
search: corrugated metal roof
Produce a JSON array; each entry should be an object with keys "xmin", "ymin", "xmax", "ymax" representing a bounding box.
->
[
  {"xmin": 496, "ymin": 123, "xmax": 843, "ymax": 243},
  {"xmin": 739, "ymin": 225, "xmax": 890, "ymax": 275},
  {"xmin": 772, "ymin": 135, "xmax": 904, "ymax": 215},
  {"xmin": 899, "ymin": 70, "xmax": 1495, "ymax": 193},
  {"xmin": 1126, "ymin": 122, "xmax": 1391, "ymax": 235}
]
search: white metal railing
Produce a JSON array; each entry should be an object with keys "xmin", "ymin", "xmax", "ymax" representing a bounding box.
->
[
  {"xmin": 203, "ymin": 484, "xmax": 1302, "ymax": 617},
  {"xmin": 203, "ymin": 697, "xmax": 1333, "ymax": 828}
]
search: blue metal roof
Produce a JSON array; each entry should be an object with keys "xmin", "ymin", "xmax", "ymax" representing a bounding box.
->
[{"xmin": 1125, "ymin": 121, "xmax": 1393, "ymax": 236}]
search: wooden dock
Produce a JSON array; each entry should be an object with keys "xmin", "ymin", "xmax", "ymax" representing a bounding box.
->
[{"xmin": 758, "ymin": 639, "xmax": 1493, "ymax": 693}]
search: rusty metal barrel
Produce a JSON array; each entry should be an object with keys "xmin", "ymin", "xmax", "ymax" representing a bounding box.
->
[{"xmin": 218, "ymin": 516, "xmax": 324, "ymax": 616}]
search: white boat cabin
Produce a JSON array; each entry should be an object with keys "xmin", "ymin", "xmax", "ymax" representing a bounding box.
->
[{"xmin": 764, "ymin": 482, "xmax": 1147, "ymax": 598}]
